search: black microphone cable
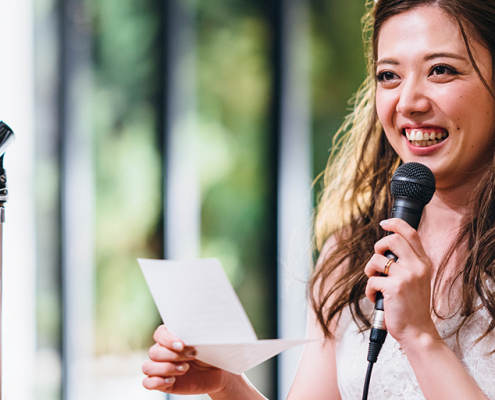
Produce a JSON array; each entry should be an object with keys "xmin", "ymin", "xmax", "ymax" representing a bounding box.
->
[
  {"xmin": 362, "ymin": 162, "xmax": 435, "ymax": 400},
  {"xmin": 362, "ymin": 252, "xmax": 395, "ymax": 400}
]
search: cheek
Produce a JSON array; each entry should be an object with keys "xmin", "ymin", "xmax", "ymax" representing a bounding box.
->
[
  {"xmin": 382, "ymin": 128, "xmax": 400, "ymax": 152},
  {"xmin": 449, "ymin": 82, "xmax": 494, "ymax": 123},
  {"xmin": 375, "ymin": 92, "xmax": 396, "ymax": 127},
  {"xmin": 458, "ymin": 88, "xmax": 495, "ymax": 137}
]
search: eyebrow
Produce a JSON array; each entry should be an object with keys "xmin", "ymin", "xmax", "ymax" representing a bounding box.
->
[
  {"xmin": 376, "ymin": 52, "xmax": 467, "ymax": 67},
  {"xmin": 424, "ymin": 52, "xmax": 467, "ymax": 62},
  {"xmin": 376, "ymin": 58, "xmax": 399, "ymax": 67}
]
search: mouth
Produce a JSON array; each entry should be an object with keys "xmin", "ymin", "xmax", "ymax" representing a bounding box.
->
[{"xmin": 404, "ymin": 128, "xmax": 449, "ymax": 147}]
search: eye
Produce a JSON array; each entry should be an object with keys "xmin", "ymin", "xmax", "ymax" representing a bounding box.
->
[
  {"xmin": 376, "ymin": 70, "xmax": 399, "ymax": 82},
  {"xmin": 429, "ymin": 64, "xmax": 459, "ymax": 77}
]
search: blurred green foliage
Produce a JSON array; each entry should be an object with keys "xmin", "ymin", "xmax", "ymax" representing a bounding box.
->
[
  {"xmin": 310, "ymin": 0, "xmax": 367, "ymax": 183},
  {"xmin": 88, "ymin": 0, "xmax": 368, "ymax": 362},
  {"xmin": 90, "ymin": 0, "xmax": 163, "ymax": 354},
  {"xmin": 196, "ymin": 2, "xmax": 274, "ymax": 339},
  {"xmin": 34, "ymin": 0, "xmax": 369, "ymax": 398}
]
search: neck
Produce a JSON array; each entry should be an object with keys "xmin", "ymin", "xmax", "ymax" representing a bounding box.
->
[
  {"xmin": 419, "ymin": 170, "xmax": 483, "ymax": 235},
  {"xmin": 418, "ymin": 192, "xmax": 471, "ymax": 271},
  {"xmin": 419, "ymin": 194, "xmax": 472, "ymax": 317},
  {"xmin": 412, "ymin": 174, "xmax": 485, "ymax": 317}
]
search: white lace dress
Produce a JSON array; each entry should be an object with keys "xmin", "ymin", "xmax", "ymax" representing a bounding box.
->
[{"xmin": 335, "ymin": 300, "xmax": 495, "ymax": 399}]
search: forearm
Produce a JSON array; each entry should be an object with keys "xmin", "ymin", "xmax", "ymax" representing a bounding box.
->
[
  {"xmin": 403, "ymin": 332, "xmax": 488, "ymax": 400},
  {"xmin": 209, "ymin": 374, "xmax": 268, "ymax": 400}
]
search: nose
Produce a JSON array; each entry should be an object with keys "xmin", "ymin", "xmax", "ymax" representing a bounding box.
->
[{"xmin": 396, "ymin": 78, "xmax": 431, "ymax": 117}]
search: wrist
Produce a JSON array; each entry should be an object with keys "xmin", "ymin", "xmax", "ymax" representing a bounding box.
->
[
  {"xmin": 396, "ymin": 327, "xmax": 489, "ymax": 400},
  {"xmin": 399, "ymin": 327, "xmax": 444, "ymax": 359},
  {"xmin": 208, "ymin": 372, "xmax": 240, "ymax": 400},
  {"xmin": 209, "ymin": 373, "xmax": 265, "ymax": 400}
]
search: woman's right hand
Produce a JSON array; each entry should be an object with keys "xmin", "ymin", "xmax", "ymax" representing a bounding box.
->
[{"xmin": 142, "ymin": 325, "xmax": 233, "ymax": 395}]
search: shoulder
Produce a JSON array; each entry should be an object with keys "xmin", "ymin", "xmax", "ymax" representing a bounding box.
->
[
  {"xmin": 287, "ymin": 234, "xmax": 352, "ymax": 400},
  {"xmin": 312, "ymin": 231, "xmax": 350, "ymax": 298},
  {"xmin": 314, "ymin": 229, "xmax": 351, "ymax": 274},
  {"xmin": 310, "ymin": 233, "xmax": 351, "ymax": 324},
  {"xmin": 288, "ymin": 296, "xmax": 344, "ymax": 400}
]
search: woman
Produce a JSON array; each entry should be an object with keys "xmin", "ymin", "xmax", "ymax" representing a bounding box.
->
[{"xmin": 142, "ymin": 0, "xmax": 495, "ymax": 398}]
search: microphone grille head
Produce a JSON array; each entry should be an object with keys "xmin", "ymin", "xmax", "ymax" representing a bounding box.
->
[{"xmin": 390, "ymin": 162, "xmax": 436, "ymax": 204}]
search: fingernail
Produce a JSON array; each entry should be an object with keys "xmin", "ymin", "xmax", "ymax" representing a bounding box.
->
[
  {"xmin": 176, "ymin": 363, "xmax": 189, "ymax": 372},
  {"xmin": 186, "ymin": 349, "xmax": 197, "ymax": 357},
  {"xmin": 379, "ymin": 219, "xmax": 388, "ymax": 226},
  {"xmin": 164, "ymin": 377, "xmax": 176, "ymax": 384},
  {"xmin": 172, "ymin": 342, "xmax": 184, "ymax": 351}
]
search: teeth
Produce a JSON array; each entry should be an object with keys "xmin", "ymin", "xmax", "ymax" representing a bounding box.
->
[
  {"xmin": 410, "ymin": 139, "xmax": 441, "ymax": 147},
  {"xmin": 406, "ymin": 129, "xmax": 448, "ymax": 146}
]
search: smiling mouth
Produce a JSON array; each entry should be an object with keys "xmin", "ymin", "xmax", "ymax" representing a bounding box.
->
[{"xmin": 404, "ymin": 128, "xmax": 449, "ymax": 147}]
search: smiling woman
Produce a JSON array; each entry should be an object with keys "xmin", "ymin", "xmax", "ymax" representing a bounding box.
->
[
  {"xmin": 375, "ymin": 5, "xmax": 495, "ymax": 191},
  {"xmin": 142, "ymin": 1, "xmax": 495, "ymax": 399}
]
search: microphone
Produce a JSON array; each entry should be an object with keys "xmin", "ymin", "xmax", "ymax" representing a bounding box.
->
[
  {"xmin": 373, "ymin": 162, "xmax": 436, "ymax": 319},
  {"xmin": 0, "ymin": 122, "xmax": 15, "ymax": 205},
  {"xmin": 0, "ymin": 122, "xmax": 14, "ymax": 157},
  {"xmin": 363, "ymin": 162, "xmax": 435, "ymax": 399}
]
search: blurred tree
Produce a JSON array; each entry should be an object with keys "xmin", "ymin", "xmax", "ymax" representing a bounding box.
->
[
  {"xmin": 310, "ymin": 0, "xmax": 367, "ymax": 186},
  {"xmin": 90, "ymin": 0, "xmax": 163, "ymax": 354},
  {"xmin": 195, "ymin": 0, "xmax": 275, "ymax": 340}
]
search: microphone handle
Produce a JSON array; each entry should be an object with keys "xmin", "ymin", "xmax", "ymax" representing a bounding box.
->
[
  {"xmin": 375, "ymin": 196, "xmax": 423, "ymax": 312},
  {"xmin": 374, "ymin": 250, "xmax": 397, "ymax": 311}
]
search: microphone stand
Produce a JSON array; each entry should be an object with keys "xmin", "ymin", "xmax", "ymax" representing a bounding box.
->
[{"xmin": 0, "ymin": 154, "xmax": 9, "ymax": 399}]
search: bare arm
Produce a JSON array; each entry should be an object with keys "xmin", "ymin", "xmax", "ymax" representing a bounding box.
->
[
  {"xmin": 143, "ymin": 238, "xmax": 343, "ymax": 399},
  {"xmin": 209, "ymin": 307, "xmax": 342, "ymax": 400},
  {"xmin": 143, "ymin": 316, "xmax": 341, "ymax": 400},
  {"xmin": 287, "ymin": 234, "xmax": 343, "ymax": 400},
  {"xmin": 365, "ymin": 218, "xmax": 489, "ymax": 400},
  {"xmin": 402, "ymin": 332, "xmax": 489, "ymax": 400},
  {"xmin": 208, "ymin": 375, "xmax": 268, "ymax": 400},
  {"xmin": 286, "ymin": 308, "xmax": 342, "ymax": 400}
]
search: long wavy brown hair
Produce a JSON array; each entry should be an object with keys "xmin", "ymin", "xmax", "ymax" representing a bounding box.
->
[{"xmin": 310, "ymin": 0, "xmax": 495, "ymax": 343}]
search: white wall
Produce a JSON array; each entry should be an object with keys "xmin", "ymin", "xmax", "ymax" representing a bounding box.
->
[{"xmin": 0, "ymin": 0, "xmax": 37, "ymax": 399}]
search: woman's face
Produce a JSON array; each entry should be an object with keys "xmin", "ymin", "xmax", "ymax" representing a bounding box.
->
[{"xmin": 375, "ymin": 5, "xmax": 495, "ymax": 191}]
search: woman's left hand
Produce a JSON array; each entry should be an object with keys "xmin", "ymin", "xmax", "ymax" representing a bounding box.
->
[{"xmin": 364, "ymin": 218, "xmax": 440, "ymax": 347}]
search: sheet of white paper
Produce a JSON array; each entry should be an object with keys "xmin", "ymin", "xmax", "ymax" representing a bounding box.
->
[
  {"xmin": 138, "ymin": 258, "xmax": 309, "ymax": 374},
  {"xmin": 138, "ymin": 258, "xmax": 256, "ymax": 344},
  {"xmin": 194, "ymin": 340, "xmax": 308, "ymax": 375}
]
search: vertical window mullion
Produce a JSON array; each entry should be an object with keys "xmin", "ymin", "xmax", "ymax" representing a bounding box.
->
[
  {"xmin": 276, "ymin": 0, "xmax": 312, "ymax": 398},
  {"xmin": 267, "ymin": 0, "xmax": 283, "ymax": 397},
  {"xmin": 58, "ymin": 0, "xmax": 94, "ymax": 399},
  {"xmin": 163, "ymin": 1, "xmax": 201, "ymax": 399}
]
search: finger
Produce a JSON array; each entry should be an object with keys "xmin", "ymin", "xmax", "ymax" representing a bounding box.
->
[
  {"xmin": 374, "ymin": 229, "xmax": 432, "ymax": 278},
  {"xmin": 142, "ymin": 376, "xmax": 176, "ymax": 392},
  {"xmin": 142, "ymin": 360, "xmax": 190, "ymax": 377},
  {"xmin": 379, "ymin": 218, "xmax": 425, "ymax": 255},
  {"xmin": 153, "ymin": 325, "xmax": 185, "ymax": 351},
  {"xmin": 367, "ymin": 265, "xmax": 420, "ymax": 302},
  {"xmin": 364, "ymin": 254, "xmax": 393, "ymax": 277},
  {"xmin": 374, "ymin": 230, "xmax": 420, "ymax": 262},
  {"xmin": 380, "ymin": 218, "xmax": 417, "ymax": 236},
  {"xmin": 149, "ymin": 343, "xmax": 197, "ymax": 362},
  {"xmin": 365, "ymin": 275, "xmax": 389, "ymax": 303},
  {"xmin": 365, "ymin": 276, "xmax": 379, "ymax": 303},
  {"xmin": 153, "ymin": 325, "xmax": 197, "ymax": 358}
]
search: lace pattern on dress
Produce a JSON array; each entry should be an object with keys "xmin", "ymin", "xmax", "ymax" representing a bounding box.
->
[{"xmin": 335, "ymin": 302, "xmax": 495, "ymax": 400}]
